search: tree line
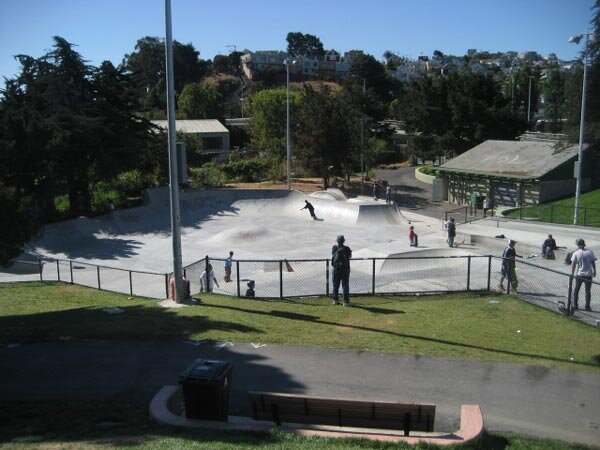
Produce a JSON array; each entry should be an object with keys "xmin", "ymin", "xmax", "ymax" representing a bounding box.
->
[{"xmin": 2, "ymin": 1, "xmax": 600, "ymax": 264}]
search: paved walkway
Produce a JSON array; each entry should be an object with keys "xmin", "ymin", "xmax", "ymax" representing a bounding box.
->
[{"xmin": 1, "ymin": 340, "xmax": 599, "ymax": 446}]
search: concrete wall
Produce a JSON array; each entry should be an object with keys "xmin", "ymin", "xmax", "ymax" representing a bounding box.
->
[
  {"xmin": 415, "ymin": 167, "xmax": 436, "ymax": 184},
  {"xmin": 539, "ymin": 178, "xmax": 591, "ymax": 203},
  {"xmin": 432, "ymin": 178, "xmax": 448, "ymax": 201}
]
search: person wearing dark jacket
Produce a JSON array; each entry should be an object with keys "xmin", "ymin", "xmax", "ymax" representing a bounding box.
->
[
  {"xmin": 300, "ymin": 200, "xmax": 317, "ymax": 220},
  {"xmin": 331, "ymin": 235, "xmax": 352, "ymax": 306}
]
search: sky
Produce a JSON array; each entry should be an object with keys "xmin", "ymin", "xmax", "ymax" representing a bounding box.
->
[{"xmin": 0, "ymin": 0, "xmax": 596, "ymax": 81}]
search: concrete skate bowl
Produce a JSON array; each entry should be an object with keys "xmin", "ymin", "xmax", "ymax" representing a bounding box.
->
[
  {"xmin": 11, "ymin": 187, "xmax": 498, "ymax": 299},
  {"xmin": 21, "ymin": 187, "xmax": 410, "ymax": 271}
]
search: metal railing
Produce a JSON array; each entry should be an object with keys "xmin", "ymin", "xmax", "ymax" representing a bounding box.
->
[
  {"xmin": 511, "ymin": 204, "xmax": 600, "ymax": 227},
  {"xmin": 2, "ymin": 258, "xmax": 168, "ymax": 299},
  {"xmin": 4, "ymin": 255, "xmax": 599, "ymax": 322}
]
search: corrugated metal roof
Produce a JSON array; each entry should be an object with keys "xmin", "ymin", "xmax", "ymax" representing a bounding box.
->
[
  {"xmin": 151, "ymin": 119, "xmax": 229, "ymax": 134},
  {"xmin": 439, "ymin": 140, "xmax": 579, "ymax": 179}
]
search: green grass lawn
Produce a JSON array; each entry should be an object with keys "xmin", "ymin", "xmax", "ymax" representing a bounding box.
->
[
  {"xmin": 506, "ymin": 188, "xmax": 600, "ymax": 226},
  {"xmin": 1, "ymin": 282, "xmax": 599, "ymax": 371},
  {"xmin": 2, "ymin": 282, "xmax": 600, "ymax": 450}
]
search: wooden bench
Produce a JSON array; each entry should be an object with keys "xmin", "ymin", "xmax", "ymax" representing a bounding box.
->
[{"xmin": 248, "ymin": 391, "xmax": 435, "ymax": 436}]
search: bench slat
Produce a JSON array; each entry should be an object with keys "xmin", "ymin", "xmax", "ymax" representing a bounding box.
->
[{"xmin": 249, "ymin": 391, "xmax": 435, "ymax": 434}]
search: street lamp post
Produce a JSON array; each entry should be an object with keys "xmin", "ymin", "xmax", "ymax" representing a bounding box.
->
[
  {"xmin": 527, "ymin": 76, "xmax": 533, "ymax": 124},
  {"xmin": 360, "ymin": 78, "xmax": 366, "ymax": 194},
  {"xmin": 284, "ymin": 59, "xmax": 295, "ymax": 190},
  {"xmin": 569, "ymin": 32, "xmax": 594, "ymax": 225},
  {"xmin": 164, "ymin": 0, "xmax": 183, "ymax": 302}
]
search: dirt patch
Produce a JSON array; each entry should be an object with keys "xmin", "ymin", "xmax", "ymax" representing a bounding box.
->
[{"xmin": 225, "ymin": 177, "xmax": 370, "ymax": 195}]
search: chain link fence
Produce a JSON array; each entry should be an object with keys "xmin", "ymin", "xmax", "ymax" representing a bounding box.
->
[
  {"xmin": 4, "ymin": 256, "xmax": 599, "ymax": 322},
  {"xmin": 1, "ymin": 258, "xmax": 168, "ymax": 299}
]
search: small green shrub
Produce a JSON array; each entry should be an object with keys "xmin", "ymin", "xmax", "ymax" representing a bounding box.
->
[
  {"xmin": 189, "ymin": 163, "xmax": 225, "ymax": 187},
  {"xmin": 221, "ymin": 158, "xmax": 268, "ymax": 182},
  {"xmin": 91, "ymin": 182, "xmax": 123, "ymax": 213},
  {"xmin": 54, "ymin": 194, "xmax": 70, "ymax": 214},
  {"xmin": 419, "ymin": 166, "xmax": 438, "ymax": 176},
  {"xmin": 114, "ymin": 170, "xmax": 145, "ymax": 197}
]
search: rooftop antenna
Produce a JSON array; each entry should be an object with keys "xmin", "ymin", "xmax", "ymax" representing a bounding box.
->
[{"xmin": 226, "ymin": 45, "xmax": 237, "ymax": 53}]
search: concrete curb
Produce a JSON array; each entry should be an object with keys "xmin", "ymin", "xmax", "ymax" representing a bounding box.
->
[
  {"xmin": 415, "ymin": 167, "xmax": 436, "ymax": 185},
  {"xmin": 150, "ymin": 385, "xmax": 484, "ymax": 446}
]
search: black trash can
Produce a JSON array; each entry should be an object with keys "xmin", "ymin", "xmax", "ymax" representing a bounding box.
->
[{"xmin": 179, "ymin": 359, "xmax": 233, "ymax": 420}]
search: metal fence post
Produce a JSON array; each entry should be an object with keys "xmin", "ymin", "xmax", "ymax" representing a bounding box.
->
[
  {"xmin": 567, "ymin": 275, "xmax": 574, "ymax": 315},
  {"xmin": 97, "ymin": 266, "xmax": 101, "ymax": 290},
  {"xmin": 550, "ymin": 205, "xmax": 554, "ymax": 223},
  {"xmin": 165, "ymin": 274, "xmax": 169, "ymax": 298},
  {"xmin": 467, "ymin": 256, "xmax": 471, "ymax": 291},
  {"xmin": 69, "ymin": 260, "xmax": 73, "ymax": 284},
  {"xmin": 583, "ymin": 207, "xmax": 587, "ymax": 226},
  {"xmin": 236, "ymin": 261, "xmax": 241, "ymax": 298},
  {"xmin": 129, "ymin": 271, "xmax": 133, "ymax": 296},
  {"xmin": 56, "ymin": 259, "xmax": 60, "ymax": 282},
  {"xmin": 39, "ymin": 259, "xmax": 43, "ymax": 282},
  {"xmin": 372, "ymin": 258, "xmax": 376, "ymax": 294},
  {"xmin": 279, "ymin": 260, "xmax": 283, "ymax": 299},
  {"xmin": 487, "ymin": 256, "xmax": 492, "ymax": 291},
  {"xmin": 326, "ymin": 260, "xmax": 330, "ymax": 297}
]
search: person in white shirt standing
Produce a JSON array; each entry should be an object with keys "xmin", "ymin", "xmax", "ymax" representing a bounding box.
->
[{"xmin": 571, "ymin": 238, "xmax": 597, "ymax": 311}]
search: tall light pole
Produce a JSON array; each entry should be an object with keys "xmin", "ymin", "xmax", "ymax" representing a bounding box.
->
[
  {"xmin": 284, "ymin": 59, "xmax": 295, "ymax": 190},
  {"xmin": 360, "ymin": 78, "xmax": 366, "ymax": 194},
  {"xmin": 164, "ymin": 0, "xmax": 183, "ymax": 302},
  {"xmin": 527, "ymin": 76, "xmax": 533, "ymax": 124},
  {"xmin": 569, "ymin": 32, "xmax": 594, "ymax": 225}
]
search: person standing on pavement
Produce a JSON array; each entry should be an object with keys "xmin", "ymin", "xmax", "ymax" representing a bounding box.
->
[
  {"xmin": 571, "ymin": 239, "xmax": 596, "ymax": 311},
  {"xmin": 372, "ymin": 182, "xmax": 379, "ymax": 200},
  {"xmin": 200, "ymin": 264, "xmax": 219, "ymax": 293},
  {"xmin": 409, "ymin": 226, "xmax": 418, "ymax": 247},
  {"xmin": 331, "ymin": 235, "xmax": 352, "ymax": 306},
  {"xmin": 483, "ymin": 196, "xmax": 492, "ymax": 217},
  {"xmin": 224, "ymin": 251, "xmax": 234, "ymax": 282},
  {"xmin": 500, "ymin": 239, "xmax": 519, "ymax": 292},
  {"xmin": 445, "ymin": 217, "xmax": 456, "ymax": 247},
  {"xmin": 385, "ymin": 185, "xmax": 392, "ymax": 204}
]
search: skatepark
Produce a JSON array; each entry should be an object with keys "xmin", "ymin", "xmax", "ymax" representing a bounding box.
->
[
  {"xmin": 2, "ymin": 178, "xmax": 600, "ymax": 447},
  {"xmin": 5, "ymin": 184, "xmax": 599, "ymax": 324}
]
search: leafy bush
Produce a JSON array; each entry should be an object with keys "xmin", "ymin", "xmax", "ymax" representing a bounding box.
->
[
  {"xmin": 91, "ymin": 182, "xmax": 123, "ymax": 213},
  {"xmin": 114, "ymin": 170, "xmax": 145, "ymax": 197},
  {"xmin": 221, "ymin": 158, "xmax": 269, "ymax": 182},
  {"xmin": 54, "ymin": 194, "xmax": 70, "ymax": 214},
  {"xmin": 419, "ymin": 166, "xmax": 439, "ymax": 176},
  {"xmin": 189, "ymin": 163, "xmax": 225, "ymax": 187}
]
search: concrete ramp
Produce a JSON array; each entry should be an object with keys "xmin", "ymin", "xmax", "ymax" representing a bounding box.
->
[{"xmin": 356, "ymin": 204, "xmax": 407, "ymax": 226}]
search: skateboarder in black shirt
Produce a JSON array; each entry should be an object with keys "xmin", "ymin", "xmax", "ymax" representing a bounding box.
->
[{"xmin": 300, "ymin": 200, "xmax": 317, "ymax": 220}]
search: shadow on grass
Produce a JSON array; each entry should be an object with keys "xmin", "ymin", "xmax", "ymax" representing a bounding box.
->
[
  {"xmin": 0, "ymin": 304, "xmax": 259, "ymax": 343},
  {"xmin": 0, "ymin": 399, "xmax": 585, "ymax": 450},
  {"xmin": 206, "ymin": 303, "xmax": 599, "ymax": 369}
]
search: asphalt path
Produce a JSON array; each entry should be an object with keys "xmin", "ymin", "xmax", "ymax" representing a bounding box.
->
[{"xmin": 2, "ymin": 341, "xmax": 599, "ymax": 446}]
